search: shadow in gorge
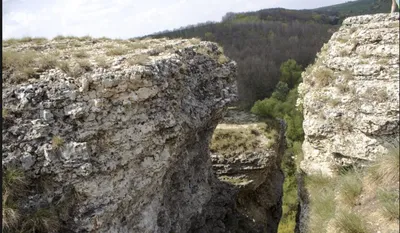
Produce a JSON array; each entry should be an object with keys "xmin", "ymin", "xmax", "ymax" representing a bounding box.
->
[{"xmin": 188, "ymin": 109, "xmax": 286, "ymax": 233}]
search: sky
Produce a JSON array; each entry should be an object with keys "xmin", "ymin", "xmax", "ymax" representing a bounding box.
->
[{"xmin": 3, "ymin": 0, "xmax": 351, "ymax": 39}]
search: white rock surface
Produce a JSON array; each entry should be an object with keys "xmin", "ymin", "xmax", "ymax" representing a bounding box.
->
[
  {"xmin": 298, "ymin": 13, "xmax": 399, "ymax": 175},
  {"xmin": 2, "ymin": 38, "xmax": 240, "ymax": 232}
]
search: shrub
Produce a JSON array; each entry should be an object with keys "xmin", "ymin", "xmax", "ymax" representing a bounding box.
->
[{"xmin": 251, "ymin": 97, "xmax": 282, "ymax": 118}]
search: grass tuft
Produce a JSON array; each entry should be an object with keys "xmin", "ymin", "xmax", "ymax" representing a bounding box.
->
[
  {"xmin": 367, "ymin": 148, "xmax": 399, "ymax": 187},
  {"xmin": 20, "ymin": 208, "xmax": 60, "ymax": 233},
  {"xmin": 377, "ymin": 189, "xmax": 399, "ymax": 220},
  {"xmin": 335, "ymin": 209, "xmax": 369, "ymax": 233},
  {"xmin": 52, "ymin": 136, "xmax": 64, "ymax": 150},
  {"xmin": 338, "ymin": 171, "xmax": 363, "ymax": 206},
  {"xmin": 106, "ymin": 47, "xmax": 128, "ymax": 56}
]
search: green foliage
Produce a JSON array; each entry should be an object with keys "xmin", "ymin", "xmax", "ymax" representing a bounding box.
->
[
  {"xmin": 279, "ymin": 59, "xmax": 303, "ymax": 88},
  {"xmin": 251, "ymin": 97, "xmax": 282, "ymax": 118},
  {"xmin": 19, "ymin": 208, "xmax": 60, "ymax": 233},
  {"xmin": 271, "ymin": 81, "xmax": 290, "ymax": 101}
]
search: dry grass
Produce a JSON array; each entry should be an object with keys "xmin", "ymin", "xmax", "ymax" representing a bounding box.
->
[
  {"xmin": 52, "ymin": 136, "xmax": 64, "ymax": 150},
  {"xmin": 128, "ymin": 54, "xmax": 150, "ymax": 66},
  {"xmin": 57, "ymin": 61, "xmax": 71, "ymax": 74},
  {"xmin": 338, "ymin": 171, "xmax": 363, "ymax": 206},
  {"xmin": 210, "ymin": 128, "xmax": 261, "ymax": 157},
  {"xmin": 376, "ymin": 89, "xmax": 389, "ymax": 102},
  {"xmin": 377, "ymin": 189, "xmax": 399, "ymax": 220},
  {"xmin": 95, "ymin": 56, "xmax": 110, "ymax": 68},
  {"xmin": 367, "ymin": 148, "xmax": 399, "ymax": 187},
  {"xmin": 76, "ymin": 59, "xmax": 92, "ymax": 72},
  {"xmin": 73, "ymin": 50, "xmax": 89, "ymax": 58},
  {"xmin": 128, "ymin": 42, "xmax": 148, "ymax": 50},
  {"xmin": 2, "ymin": 168, "xmax": 26, "ymax": 231},
  {"xmin": 335, "ymin": 209, "xmax": 369, "ymax": 233},
  {"xmin": 314, "ymin": 67, "xmax": 334, "ymax": 87},
  {"xmin": 38, "ymin": 54, "xmax": 58, "ymax": 71},
  {"xmin": 336, "ymin": 83, "xmax": 350, "ymax": 93},
  {"xmin": 218, "ymin": 54, "xmax": 229, "ymax": 64},
  {"xmin": 2, "ymin": 191, "xmax": 20, "ymax": 231},
  {"xmin": 106, "ymin": 47, "xmax": 128, "ymax": 56},
  {"xmin": 306, "ymin": 173, "xmax": 336, "ymax": 233}
]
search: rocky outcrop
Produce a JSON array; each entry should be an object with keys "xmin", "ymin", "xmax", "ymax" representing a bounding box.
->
[
  {"xmin": 2, "ymin": 38, "xmax": 241, "ymax": 232},
  {"xmin": 298, "ymin": 13, "xmax": 400, "ymax": 175},
  {"xmin": 210, "ymin": 109, "xmax": 284, "ymax": 233}
]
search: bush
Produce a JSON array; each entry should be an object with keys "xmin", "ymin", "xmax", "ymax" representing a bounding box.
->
[{"xmin": 280, "ymin": 59, "xmax": 303, "ymax": 88}]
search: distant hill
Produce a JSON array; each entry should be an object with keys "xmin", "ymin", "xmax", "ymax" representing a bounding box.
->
[
  {"xmin": 316, "ymin": 0, "xmax": 392, "ymax": 16},
  {"xmin": 146, "ymin": 0, "xmax": 393, "ymax": 107}
]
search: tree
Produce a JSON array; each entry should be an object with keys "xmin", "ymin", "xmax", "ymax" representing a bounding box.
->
[
  {"xmin": 280, "ymin": 59, "xmax": 303, "ymax": 89},
  {"xmin": 272, "ymin": 81, "xmax": 290, "ymax": 101}
]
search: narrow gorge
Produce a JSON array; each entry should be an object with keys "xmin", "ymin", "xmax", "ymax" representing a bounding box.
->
[{"xmin": 2, "ymin": 12, "xmax": 399, "ymax": 233}]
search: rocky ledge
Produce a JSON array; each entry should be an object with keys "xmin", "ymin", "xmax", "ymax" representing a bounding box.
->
[
  {"xmin": 2, "ymin": 37, "xmax": 238, "ymax": 232},
  {"xmin": 298, "ymin": 13, "xmax": 400, "ymax": 175}
]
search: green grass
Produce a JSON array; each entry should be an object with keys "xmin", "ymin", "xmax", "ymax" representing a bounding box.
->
[
  {"xmin": 335, "ymin": 209, "xmax": 369, "ymax": 233},
  {"xmin": 19, "ymin": 208, "xmax": 60, "ymax": 233}
]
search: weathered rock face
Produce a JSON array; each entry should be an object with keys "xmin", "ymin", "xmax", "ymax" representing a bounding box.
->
[
  {"xmin": 298, "ymin": 13, "xmax": 400, "ymax": 176},
  {"xmin": 210, "ymin": 109, "xmax": 284, "ymax": 233},
  {"xmin": 2, "ymin": 38, "xmax": 239, "ymax": 232}
]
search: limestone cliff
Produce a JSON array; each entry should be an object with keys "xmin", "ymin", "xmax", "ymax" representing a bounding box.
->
[
  {"xmin": 298, "ymin": 13, "xmax": 399, "ymax": 175},
  {"xmin": 296, "ymin": 13, "xmax": 400, "ymax": 233},
  {"xmin": 2, "ymin": 37, "xmax": 243, "ymax": 232}
]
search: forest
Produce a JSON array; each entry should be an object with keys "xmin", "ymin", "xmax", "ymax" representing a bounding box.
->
[{"xmin": 147, "ymin": 8, "xmax": 342, "ymax": 107}]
